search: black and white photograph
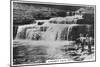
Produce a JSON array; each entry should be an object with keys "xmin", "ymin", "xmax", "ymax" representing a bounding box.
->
[{"xmin": 11, "ymin": 0, "xmax": 96, "ymax": 66}]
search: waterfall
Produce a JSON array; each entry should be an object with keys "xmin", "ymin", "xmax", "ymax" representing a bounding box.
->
[
  {"xmin": 15, "ymin": 24, "xmax": 79, "ymax": 41},
  {"xmin": 14, "ymin": 23, "xmax": 92, "ymax": 61},
  {"xmin": 15, "ymin": 23, "xmax": 92, "ymax": 42},
  {"xmin": 67, "ymin": 26, "xmax": 72, "ymax": 40},
  {"xmin": 41, "ymin": 24, "xmax": 73, "ymax": 41}
]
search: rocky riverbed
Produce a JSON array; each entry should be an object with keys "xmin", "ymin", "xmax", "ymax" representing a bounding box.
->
[{"xmin": 13, "ymin": 40, "xmax": 95, "ymax": 65}]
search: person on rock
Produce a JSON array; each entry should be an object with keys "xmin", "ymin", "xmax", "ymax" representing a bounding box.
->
[
  {"xmin": 85, "ymin": 34, "xmax": 93, "ymax": 54},
  {"xmin": 76, "ymin": 33, "xmax": 86, "ymax": 52}
]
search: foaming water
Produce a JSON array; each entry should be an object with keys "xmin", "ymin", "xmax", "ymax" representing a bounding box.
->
[{"xmin": 14, "ymin": 19, "xmax": 92, "ymax": 61}]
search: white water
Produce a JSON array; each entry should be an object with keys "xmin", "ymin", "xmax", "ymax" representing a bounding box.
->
[
  {"xmin": 15, "ymin": 23, "xmax": 81, "ymax": 41},
  {"xmin": 14, "ymin": 16, "xmax": 92, "ymax": 60}
]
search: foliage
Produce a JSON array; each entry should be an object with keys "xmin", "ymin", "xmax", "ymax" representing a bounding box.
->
[{"xmin": 77, "ymin": 14, "xmax": 94, "ymax": 24}]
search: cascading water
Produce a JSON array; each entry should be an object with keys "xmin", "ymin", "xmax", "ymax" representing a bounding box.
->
[
  {"xmin": 15, "ymin": 24, "xmax": 76, "ymax": 41},
  {"xmin": 14, "ymin": 19, "xmax": 93, "ymax": 61}
]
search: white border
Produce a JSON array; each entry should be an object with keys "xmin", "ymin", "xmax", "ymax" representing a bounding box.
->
[{"xmin": 11, "ymin": 0, "xmax": 96, "ymax": 67}]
